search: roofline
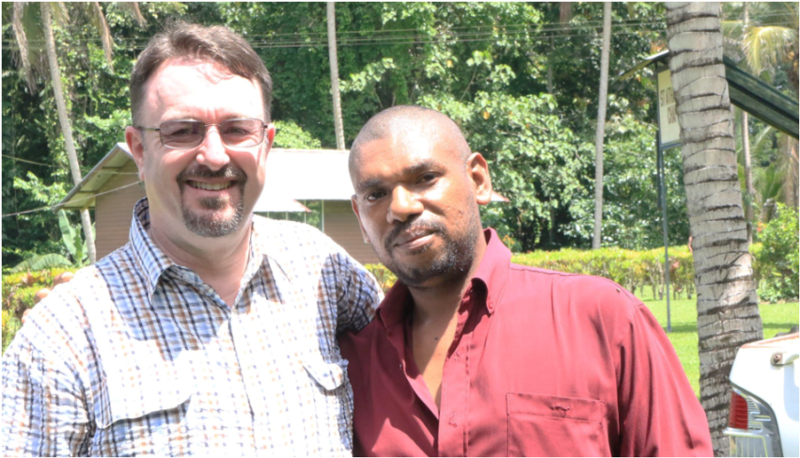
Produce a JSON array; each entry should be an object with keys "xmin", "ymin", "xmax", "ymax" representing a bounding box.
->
[
  {"xmin": 56, "ymin": 145, "xmax": 511, "ymax": 210},
  {"xmin": 54, "ymin": 142, "xmax": 133, "ymax": 212}
]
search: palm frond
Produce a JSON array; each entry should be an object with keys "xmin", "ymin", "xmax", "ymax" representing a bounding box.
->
[
  {"xmin": 91, "ymin": 2, "xmax": 113, "ymax": 71},
  {"xmin": 743, "ymin": 25, "xmax": 795, "ymax": 76},
  {"xmin": 51, "ymin": 2, "xmax": 69, "ymax": 27},
  {"xmin": 118, "ymin": 2, "xmax": 147, "ymax": 27},
  {"xmin": 12, "ymin": 2, "xmax": 35, "ymax": 91}
]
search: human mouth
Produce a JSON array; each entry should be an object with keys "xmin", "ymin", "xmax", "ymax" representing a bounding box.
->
[
  {"xmin": 187, "ymin": 181, "xmax": 235, "ymax": 191},
  {"xmin": 393, "ymin": 229, "xmax": 436, "ymax": 249}
]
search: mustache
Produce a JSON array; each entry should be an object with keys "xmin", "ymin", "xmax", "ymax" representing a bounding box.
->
[
  {"xmin": 384, "ymin": 217, "xmax": 446, "ymax": 251},
  {"xmin": 177, "ymin": 164, "xmax": 247, "ymax": 182}
]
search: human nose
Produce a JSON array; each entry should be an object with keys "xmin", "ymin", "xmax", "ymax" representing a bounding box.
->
[
  {"xmin": 387, "ymin": 186, "xmax": 423, "ymax": 224},
  {"xmin": 195, "ymin": 125, "xmax": 230, "ymax": 171}
]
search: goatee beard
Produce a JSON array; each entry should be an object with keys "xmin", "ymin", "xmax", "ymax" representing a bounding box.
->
[{"xmin": 177, "ymin": 164, "xmax": 247, "ymax": 238}]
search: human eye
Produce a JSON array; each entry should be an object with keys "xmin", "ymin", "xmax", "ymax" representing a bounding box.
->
[
  {"xmin": 161, "ymin": 121, "xmax": 198, "ymax": 137},
  {"xmin": 365, "ymin": 190, "xmax": 387, "ymax": 202},
  {"xmin": 418, "ymin": 172, "xmax": 438, "ymax": 184},
  {"xmin": 223, "ymin": 120, "xmax": 257, "ymax": 136}
]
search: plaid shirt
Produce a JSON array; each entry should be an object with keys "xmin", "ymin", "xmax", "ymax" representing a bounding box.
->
[{"xmin": 2, "ymin": 198, "xmax": 382, "ymax": 456}]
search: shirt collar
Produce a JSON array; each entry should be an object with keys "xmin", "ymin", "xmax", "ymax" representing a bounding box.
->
[
  {"xmin": 376, "ymin": 227, "xmax": 512, "ymax": 329},
  {"xmin": 129, "ymin": 198, "xmax": 175, "ymax": 297},
  {"xmin": 129, "ymin": 198, "xmax": 265, "ymax": 299},
  {"xmin": 470, "ymin": 228, "xmax": 512, "ymax": 314}
]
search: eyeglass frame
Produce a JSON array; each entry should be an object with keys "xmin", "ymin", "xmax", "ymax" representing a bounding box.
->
[{"xmin": 136, "ymin": 118, "xmax": 270, "ymax": 150}]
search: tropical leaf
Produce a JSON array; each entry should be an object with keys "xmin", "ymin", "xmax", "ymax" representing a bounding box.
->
[
  {"xmin": 57, "ymin": 209, "xmax": 78, "ymax": 261},
  {"xmin": 10, "ymin": 253, "xmax": 72, "ymax": 273},
  {"xmin": 743, "ymin": 25, "xmax": 796, "ymax": 78}
]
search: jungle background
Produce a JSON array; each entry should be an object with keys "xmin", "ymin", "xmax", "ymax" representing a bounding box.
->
[{"xmin": 1, "ymin": 2, "xmax": 797, "ymax": 296}]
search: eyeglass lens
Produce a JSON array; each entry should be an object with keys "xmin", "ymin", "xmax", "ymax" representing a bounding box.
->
[{"xmin": 159, "ymin": 119, "xmax": 265, "ymax": 149}]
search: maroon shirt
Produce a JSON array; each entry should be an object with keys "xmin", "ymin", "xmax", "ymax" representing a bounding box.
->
[{"xmin": 339, "ymin": 229, "xmax": 713, "ymax": 456}]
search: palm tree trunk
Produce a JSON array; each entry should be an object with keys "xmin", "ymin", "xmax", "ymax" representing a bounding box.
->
[
  {"xmin": 327, "ymin": 2, "xmax": 345, "ymax": 150},
  {"xmin": 592, "ymin": 2, "xmax": 611, "ymax": 249},
  {"xmin": 665, "ymin": 3, "xmax": 762, "ymax": 455},
  {"xmin": 742, "ymin": 3, "xmax": 755, "ymax": 244},
  {"xmin": 42, "ymin": 3, "xmax": 97, "ymax": 264}
]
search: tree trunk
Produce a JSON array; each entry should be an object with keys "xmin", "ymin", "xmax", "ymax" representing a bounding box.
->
[
  {"xmin": 327, "ymin": 2, "xmax": 345, "ymax": 150},
  {"xmin": 741, "ymin": 3, "xmax": 754, "ymax": 244},
  {"xmin": 42, "ymin": 3, "xmax": 97, "ymax": 264},
  {"xmin": 665, "ymin": 3, "xmax": 762, "ymax": 455},
  {"xmin": 592, "ymin": 2, "xmax": 611, "ymax": 249},
  {"xmin": 742, "ymin": 110, "xmax": 754, "ymax": 243}
]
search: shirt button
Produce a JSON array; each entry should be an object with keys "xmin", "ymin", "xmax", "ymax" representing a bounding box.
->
[{"xmin": 448, "ymin": 413, "xmax": 458, "ymax": 427}]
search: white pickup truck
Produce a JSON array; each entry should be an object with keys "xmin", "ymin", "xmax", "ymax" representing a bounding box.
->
[{"xmin": 724, "ymin": 332, "xmax": 799, "ymax": 457}]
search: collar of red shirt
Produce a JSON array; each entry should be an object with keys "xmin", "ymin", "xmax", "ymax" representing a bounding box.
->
[{"xmin": 375, "ymin": 227, "xmax": 512, "ymax": 330}]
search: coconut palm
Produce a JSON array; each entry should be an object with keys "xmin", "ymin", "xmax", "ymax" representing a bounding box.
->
[
  {"xmin": 11, "ymin": 2, "xmax": 145, "ymax": 264},
  {"xmin": 665, "ymin": 3, "xmax": 764, "ymax": 454}
]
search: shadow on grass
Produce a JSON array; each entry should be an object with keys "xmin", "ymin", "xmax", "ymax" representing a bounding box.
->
[{"xmin": 661, "ymin": 324, "xmax": 698, "ymax": 333}]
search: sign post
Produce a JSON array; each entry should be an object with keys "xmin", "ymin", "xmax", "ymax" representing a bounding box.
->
[{"xmin": 656, "ymin": 68, "xmax": 680, "ymax": 333}]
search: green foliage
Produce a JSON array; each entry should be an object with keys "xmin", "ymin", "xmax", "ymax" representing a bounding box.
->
[
  {"xmin": 10, "ymin": 253, "xmax": 72, "ymax": 272},
  {"xmin": 0, "ymin": 2, "xmax": 701, "ymax": 263},
  {"xmin": 512, "ymin": 246, "xmax": 696, "ymax": 301},
  {"xmin": 1, "ymin": 2, "xmax": 181, "ymax": 267},
  {"xmin": 756, "ymin": 204, "xmax": 799, "ymax": 302},
  {"xmin": 2, "ymin": 267, "xmax": 77, "ymax": 352},
  {"xmin": 365, "ymin": 263, "xmax": 398, "ymax": 293},
  {"xmin": 273, "ymin": 120, "xmax": 323, "ymax": 149},
  {"xmin": 9, "ymin": 210, "xmax": 94, "ymax": 271},
  {"xmin": 366, "ymin": 246, "xmax": 698, "ymax": 301},
  {"xmin": 566, "ymin": 114, "xmax": 690, "ymax": 249}
]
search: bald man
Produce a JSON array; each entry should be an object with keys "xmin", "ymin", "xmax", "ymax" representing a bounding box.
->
[{"xmin": 339, "ymin": 106, "xmax": 713, "ymax": 456}]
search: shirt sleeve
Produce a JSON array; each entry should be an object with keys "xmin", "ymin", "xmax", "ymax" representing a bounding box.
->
[
  {"xmin": 616, "ymin": 300, "xmax": 713, "ymax": 456},
  {"xmin": 326, "ymin": 250, "xmax": 383, "ymax": 334},
  {"xmin": 2, "ymin": 318, "xmax": 92, "ymax": 457}
]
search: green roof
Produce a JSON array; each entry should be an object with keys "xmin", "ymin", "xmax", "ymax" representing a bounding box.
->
[{"xmin": 617, "ymin": 51, "xmax": 798, "ymax": 139}]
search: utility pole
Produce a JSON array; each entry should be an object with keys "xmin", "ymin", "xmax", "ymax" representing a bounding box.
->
[
  {"xmin": 327, "ymin": 2, "xmax": 345, "ymax": 150},
  {"xmin": 592, "ymin": 2, "xmax": 612, "ymax": 249}
]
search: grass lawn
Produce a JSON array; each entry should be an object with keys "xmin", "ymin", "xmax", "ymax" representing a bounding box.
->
[{"xmin": 639, "ymin": 291, "xmax": 799, "ymax": 396}]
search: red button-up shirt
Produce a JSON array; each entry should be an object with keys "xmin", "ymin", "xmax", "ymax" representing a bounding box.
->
[{"xmin": 340, "ymin": 229, "xmax": 712, "ymax": 456}]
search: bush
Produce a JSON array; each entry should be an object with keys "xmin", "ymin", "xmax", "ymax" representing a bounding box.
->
[
  {"xmin": 2, "ymin": 267, "xmax": 78, "ymax": 353},
  {"xmin": 756, "ymin": 204, "xmax": 799, "ymax": 302},
  {"xmin": 512, "ymin": 246, "xmax": 695, "ymax": 300},
  {"xmin": 365, "ymin": 246, "xmax": 696, "ymax": 300}
]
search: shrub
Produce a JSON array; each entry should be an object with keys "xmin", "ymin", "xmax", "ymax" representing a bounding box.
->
[
  {"xmin": 365, "ymin": 246, "xmax": 697, "ymax": 300},
  {"xmin": 2, "ymin": 267, "xmax": 78, "ymax": 353},
  {"xmin": 365, "ymin": 264, "xmax": 398, "ymax": 293},
  {"xmin": 756, "ymin": 204, "xmax": 799, "ymax": 302}
]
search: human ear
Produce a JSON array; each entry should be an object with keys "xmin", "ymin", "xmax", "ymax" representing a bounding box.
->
[
  {"xmin": 265, "ymin": 123, "xmax": 276, "ymax": 149},
  {"xmin": 125, "ymin": 126, "xmax": 146, "ymax": 181},
  {"xmin": 351, "ymin": 195, "xmax": 371, "ymax": 244},
  {"xmin": 467, "ymin": 152, "xmax": 492, "ymax": 205}
]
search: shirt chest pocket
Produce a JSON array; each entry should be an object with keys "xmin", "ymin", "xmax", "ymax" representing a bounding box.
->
[
  {"xmin": 300, "ymin": 354, "xmax": 353, "ymax": 452},
  {"xmin": 506, "ymin": 393, "xmax": 610, "ymax": 457},
  {"xmin": 93, "ymin": 363, "xmax": 193, "ymax": 456}
]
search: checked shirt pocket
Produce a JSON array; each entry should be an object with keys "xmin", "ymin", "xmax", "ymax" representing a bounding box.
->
[
  {"xmin": 302, "ymin": 355, "xmax": 353, "ymax": 452},
  {"xmin": 92, "ymin": 366, "xmax": 193, "ymax": 456},
  {"xmin": 506, "ymin": 393, "xmax": 610, "ymax": 457}
]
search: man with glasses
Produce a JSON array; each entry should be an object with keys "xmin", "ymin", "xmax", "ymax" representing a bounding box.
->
[{"xmin": 2, "ymin": 23, "xmax": 381, "ymax": 456}]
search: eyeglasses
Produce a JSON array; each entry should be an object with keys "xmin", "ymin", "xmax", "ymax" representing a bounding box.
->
[{"xmin": 137, "ymin": 118, "xmax": 268, "ymax": 150}]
